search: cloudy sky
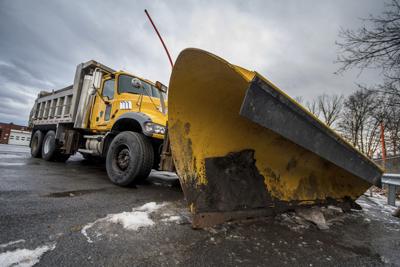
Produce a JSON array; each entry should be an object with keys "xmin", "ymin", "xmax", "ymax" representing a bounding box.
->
[{"xmin": 0, "ymin": 0, "xmax": 387, "ymax": 125}]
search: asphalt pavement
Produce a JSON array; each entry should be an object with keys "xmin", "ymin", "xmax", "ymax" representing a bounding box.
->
[{"xmin": 0, "ymin": 144, "xmax": 399, "ymax": 267}]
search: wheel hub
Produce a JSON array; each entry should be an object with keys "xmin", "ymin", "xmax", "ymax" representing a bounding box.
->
[
  {"xmin": 117, "ymin": 148, "xmax": 130, "ymax": 170},
  {"xmin": 43, "ymin": 136, "xmax": 51, "ymax": 154}
]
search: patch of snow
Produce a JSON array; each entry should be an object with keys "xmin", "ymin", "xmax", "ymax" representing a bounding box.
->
[
  {"xmin": 107, "ymin": 202, "xmax": 166, "ymax": 230},
  {"xmin": 0, "ymin": 144, "xmax": 30, "ymax": 153},
  {"xmin": 0, "ymin": 239, "xmax": 25, "ymax": 249},
  {"xmin": 276, "ymin": 213, "xmax": 311, "ymax": 232},
  {"xmin": 150, "ymin": 170, "xmax": 178, "ymax": 178},
  {"xmin": 81, "ymin": 202, "xmax": 167, "ymax": 243},
  {"xmin": 0, "ymin": 243, "xmax": 56, "ymax": 267},
  {"xmin": 381, "ymin": 255, "xmax": 390, "ymax": 264},
  {"xmin": 357, "ymin": 194, "xmax": 400, "ymax": 226},
  {"xmin": 161, "ymin": 215, "xmax": 181, "ymax": 222},
  {"xmin": 367, "ymin": 194, "xmax": 399, "ymax": 213},
  {"xmin": 81, "ymin": 221, "xmax": 98, "ymax": 243},
  {"xmin": 0, "ymin": 162, "xmax": 26, "ymax": 166},
  {"xmin": 107, "ymin": 210, "xmax": 156, "ymax": 230},
  {"xmin": 136, "ymin": 202, "xmax": 165, "ymax": 212},
  {"xmin": 0, "ymin": 154, "xmax": 28, "ymax": 159}
]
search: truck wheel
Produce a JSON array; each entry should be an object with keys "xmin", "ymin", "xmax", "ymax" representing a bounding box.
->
[
  {"xmin": 136, "ymin": 134, "xmax": 154, "ymax": 182},
  {"xmin": 106, "ymin": 131, "xmax": 153, "ymax": 186},
  {"xmin": 42, "ymin": 130, "xmax": 57, "ymax": 161},
  {"xmin": 31, "ymin": 130, "xmax": 43, "ymax": 158}
]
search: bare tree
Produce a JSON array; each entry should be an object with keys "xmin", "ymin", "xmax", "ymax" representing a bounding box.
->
[
  {"xmin": 336, "ymin": 1, "xmax": 400, "ymax": 157},
  {"xmin": 338, "ymin": 87, "xmax": 381, "ymax": 157},
  {"xmin": 299, "ymin": 94, "xmax": 343, "ymax": 127},
  {"xmin": 294, "ymin": 96, "xmax": 304, "ymax": 104},
  {"xmin": 336, "ymin": 0, "xmax": 400, "ymax": 83},
  {"xmin": 317, "ymin": 94, "xmax": 344, "ymax": 127},
  {"xmin": 376, "ymin": 90, "xmax": 400, "ymax": 155},
  {"xmin": 385, "ymin": 108, "xmax": 400, "ymax": 156},
  {"xmin": 305, "ymin": 98, "xmax": 320, "ymax": 118}
]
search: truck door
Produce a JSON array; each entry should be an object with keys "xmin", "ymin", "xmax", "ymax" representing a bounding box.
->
[{"xmin": 90, "ymin": 77, "xmax": 116, "ymax": 131}]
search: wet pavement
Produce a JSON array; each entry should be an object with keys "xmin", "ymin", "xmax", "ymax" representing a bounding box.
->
[{"xmin": 0, "ymin": 144, "xmax": 399, "ymax": 266}]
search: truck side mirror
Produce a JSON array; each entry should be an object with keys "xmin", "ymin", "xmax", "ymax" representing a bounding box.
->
[
  {"xmin": 89, "ymin": 87, "xmax": 96, "ymax": 95},
  {"xmin": 131, "ymin": 78, "xmax": 143, "ymax": 88},
  {"xmin": 89, "ymin": 68, "xmax": 103, "ymax": 96},
  {"xmin": 93, "ymin": 69, "xmax": 102, "ymax": 90},
  {"xmin": 155, "ymin": 81, "xmax": 168, "ymax": 93},
  {"xmin": 103, "ymin": 95, "xmax": 110, "ymax": 104}
]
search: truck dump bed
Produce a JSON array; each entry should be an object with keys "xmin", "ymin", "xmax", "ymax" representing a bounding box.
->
[
  {"xmin": 30, "ymin": 86, "xmax": 74, "ymax": 125},
  {"xmin": 29, "ymin": 61, "xmax": 115, "ymax": 128}
]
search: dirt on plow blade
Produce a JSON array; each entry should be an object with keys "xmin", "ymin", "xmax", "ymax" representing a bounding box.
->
[{"xmin": 168, "ymin": 48, "xmax": 383, "ymax": 228}]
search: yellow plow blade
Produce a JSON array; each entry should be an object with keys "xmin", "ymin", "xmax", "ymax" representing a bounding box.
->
[{"xmin": 168, "ymin": 48, "xmax": 383, "ymax": 228}]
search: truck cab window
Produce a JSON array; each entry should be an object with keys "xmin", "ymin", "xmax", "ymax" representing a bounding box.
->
[
  {"xmin": 119, "ymin": 75, "xmax": 142, "ymax": 95},
  {"xmin": 102, "ymin": 79, "xmax": 115, "ymax": 99},
  {"xmin": 119, "ymin": 74, "xmax": 164, "ymax": 99}
]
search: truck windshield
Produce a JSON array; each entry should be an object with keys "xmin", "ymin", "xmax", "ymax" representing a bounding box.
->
[{"xmin": 118, "ymin": 74, "xmax": 165, "ymax": 99}]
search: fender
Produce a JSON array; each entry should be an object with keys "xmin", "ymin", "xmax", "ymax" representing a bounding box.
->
[{"xmin": 112, "ymin": 112, "xmax": 152, "ymax": 136}]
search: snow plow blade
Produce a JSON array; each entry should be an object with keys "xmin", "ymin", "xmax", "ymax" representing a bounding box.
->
[{"xmin": 168, "ymin": 48, "xmax": 383, "ymax": 228}]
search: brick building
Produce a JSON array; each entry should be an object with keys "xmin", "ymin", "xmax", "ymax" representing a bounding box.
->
[{"xmin": 0, "ymin": 122, "xmax": 31, "ymax": 145}]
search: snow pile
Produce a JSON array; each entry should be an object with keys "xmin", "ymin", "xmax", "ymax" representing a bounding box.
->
[
  {"xmin": 108, "ymin": 211, "xmax": 155, "ymax": 230},
  {"xmin": 107, "ymin": 202, "xmax": 165, "ymax": 230},
  {"xmin": 0, "ymin": 243, "xmax": 56, "ymax": 267},
  {"xmin": 81, "ymin": 202, "xmax": 167, "ymax": 243}
]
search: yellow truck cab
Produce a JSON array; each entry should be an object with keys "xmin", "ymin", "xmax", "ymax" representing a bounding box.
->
[
  {"xmin": 90, "ymin": 71, "xmax": 167, "ymax": 138},
  {"xmin": 29, "ymin": 60, "xmax": 168, "ymax": 186}
]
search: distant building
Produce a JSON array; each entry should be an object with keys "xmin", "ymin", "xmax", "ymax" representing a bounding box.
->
[{"xmin": 0, "ymin": 122, "xmax": 31, "ymax": 146}]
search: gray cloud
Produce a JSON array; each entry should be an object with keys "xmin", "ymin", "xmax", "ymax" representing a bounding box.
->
[{"xmin": 0, "ymin": 0, "xmax": 387, "ymax": 125}]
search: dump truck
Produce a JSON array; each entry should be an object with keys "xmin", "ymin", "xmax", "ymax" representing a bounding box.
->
[
  {"xmin": 29, "ymin": 60, "xmax": 169, "ymax": 186},
  {"xmin": 29, "ymin": 49, "xmax": 383, "ymax": 227}
]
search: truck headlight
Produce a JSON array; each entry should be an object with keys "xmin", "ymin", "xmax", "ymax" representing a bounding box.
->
[{"xmin": 144, "ymin": 122, "xmax": 166, "ymax": 135}]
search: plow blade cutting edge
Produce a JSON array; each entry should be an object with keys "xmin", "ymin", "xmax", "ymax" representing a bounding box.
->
[{"xmin": 168, "ymin": 48, "xmax": 383, "ymax": 228}]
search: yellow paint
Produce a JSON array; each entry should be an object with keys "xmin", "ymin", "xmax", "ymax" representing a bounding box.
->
[
  {"xmin": 89, "ymin": 71, "xmax": 167, "ymax": 139},
  {"xmin": 168, "ymin": 48, "xmax": 381, "ymax": 206}
]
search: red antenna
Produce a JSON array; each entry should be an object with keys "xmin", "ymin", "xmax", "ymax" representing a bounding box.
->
[{"xmin": 144, "ymin": 9, "xmax": 174, "ymax": 68}]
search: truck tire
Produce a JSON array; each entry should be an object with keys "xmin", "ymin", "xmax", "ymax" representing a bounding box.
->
[
  {"xmin": 106, "ymin": 131, "xmax": 153, "ymax": 186},
  {"xmin": 41, "ymin": 130, "xmax": 70, "ymax": 162},
  {"xmin": 31, "ymin": 130, "xmax": 43, "ymax": 158},
  {"xmin": 136, "ymin": 135, "xmax": 154, "ymax": 182},
  {"xmin": 41, "ymin": 131, "xmax": 70, "ymax": 162},
  {"xmin": 41, "ymin": 130, "xmax": 56, "ymax": 161},
  {"xmin": 42, "ymin": 130, "xmax": 57, "ymax": 161}
]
